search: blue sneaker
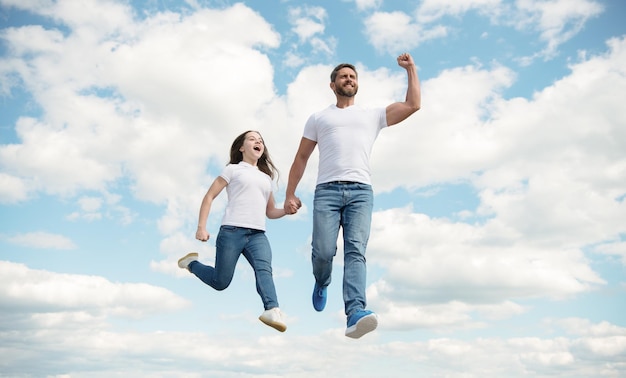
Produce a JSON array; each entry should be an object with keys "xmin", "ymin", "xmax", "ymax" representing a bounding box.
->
[
  {"xmin": 345, "ymin": 310, "xmax": 378, "ymax": 339},
  {"xmin": 312, "ymin": 282, "xmax": 327, "ymax": 312}
]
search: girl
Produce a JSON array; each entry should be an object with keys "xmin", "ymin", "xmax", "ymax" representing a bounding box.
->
[{"xmin": 178, "ymin": 130, "xmax": 292, "ymax": 332}]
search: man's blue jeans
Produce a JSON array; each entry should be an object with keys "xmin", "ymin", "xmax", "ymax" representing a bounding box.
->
[
  {"xmin": 189, "ymin": 225, "xmax": 279, "ymax": 310},
  {"xmin": 312, "ymin": 181, "xmax": 373, "ymax": 316}
]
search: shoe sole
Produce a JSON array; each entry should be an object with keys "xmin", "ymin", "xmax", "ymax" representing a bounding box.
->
[
  {"xmin": 177, "ymin": 252, "xmax": 198, "ymax": 270},
  {"xmin": 258, "ymin": 316, "xmax": 287, "ymax": 332},
  {"xmin": 345, "ymin": 313, "xmax": 378, "ymax": 339}
]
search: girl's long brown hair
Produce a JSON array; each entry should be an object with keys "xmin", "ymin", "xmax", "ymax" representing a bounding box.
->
[{"xmin": 229, "ymin": 130, "xmax": 279, "ymax": 181}]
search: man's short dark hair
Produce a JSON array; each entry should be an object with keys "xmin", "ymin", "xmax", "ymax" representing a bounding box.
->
[{"xmin": 330, "ymin": 63, "xmax": 357, "ymax": 82}]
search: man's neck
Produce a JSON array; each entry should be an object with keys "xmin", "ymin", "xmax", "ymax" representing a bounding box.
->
[{"xmin": 335, "ymin": 97, "xmax": 355, "ymax": 109}]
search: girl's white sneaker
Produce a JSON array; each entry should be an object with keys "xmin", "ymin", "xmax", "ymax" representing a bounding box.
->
[
  {"xmin": 177, "ymin": 252, "xmax": 198, "ymax": 271},
  {"xmin": 259, "ymin": 307, "xmax": 287, "ymax": 332}
]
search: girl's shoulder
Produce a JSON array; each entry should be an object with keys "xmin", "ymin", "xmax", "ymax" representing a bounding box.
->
[
  {"xmin": 220, "ymin": 163, "xmax": 239, "ymax": 182},
  {"xmin": 222, "ymin": 162, "xmax": 264, "ymax": 179}
]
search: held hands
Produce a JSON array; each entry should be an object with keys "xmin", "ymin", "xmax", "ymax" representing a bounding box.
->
[
  {"xmin": 196, "ymin": 227, "xmax": 210, "ymax": 242},
  {"xmin": 397, "ymin": 52, "xmax": 415, "ymax": 69},
  {"xmin": 284, "ymin": 195, "xmax": 302, "ymax": 215}
]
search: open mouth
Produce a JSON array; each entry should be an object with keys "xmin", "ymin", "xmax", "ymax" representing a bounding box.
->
[{"xmin": 253, "ymin": 146, "xmax": 262, "ymax": 152}]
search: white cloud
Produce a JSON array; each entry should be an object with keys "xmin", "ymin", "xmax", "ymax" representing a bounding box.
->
[
  {"xmin": 513, "ymin": 0, "xmax": 605, "ymax": 61},
  {"xmin": 0, "ymin": 261, "xmax": 188, "ymax": 315},
  {"xmin": 364, "ymin": 11, "xmax": 448, "ymax": 54},
  {"xmin": 417, "ymin": 0, "xmax": 502, "ymax": 24},
  {"xmin": 0, "ymin": 259, "xmax": 623, "ymax": 378},
  {"xmin": 283, "ymin": 50, "xmax": 305, "ymax": 68},
  {"xmin": 78, "ymin": 196, "xmax": 102, "ymax": 212},
  {"xmin": 362, "ymin": 0, "xmax": 603, "ymax": 60},
  {"xmin": 288, "ymin": 5, "xmax": 327, "ymax": 42},
  {"xmin": 7, "ymin": 231, "xmax": 77, "ymax": 249},
  {"xmin": 0, "ymin": 3, "xmax": 281, "ymax": 203},
  {"xmin": 593, "ymin": 241, "xmax": 626, "ymax": 266},
  {"xmin": 554, "ymin": 318, "xmax": 626, "ymax": 337},
  {"xmin": 369, "ymin": 207, "xmax": 604, "ymax": 303},
  {"xmin": 64, "ymin": 193, "xmax": 135, "ymax": 223},
  {"xmin": 0, "ymin": 172, "xmax": 29, "ymax": 203},
  {"xmin": 286, "ymin": 5, "xmax": 335, "ymax": 59},
  {"xmin": 351, "ymin": 0, "xmax": 383, "ymax": 12}
]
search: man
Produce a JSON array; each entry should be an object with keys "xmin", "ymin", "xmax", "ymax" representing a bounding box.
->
[{"xmin": 285, "ymin": 53, "xmax": 420, "ymax": 338}]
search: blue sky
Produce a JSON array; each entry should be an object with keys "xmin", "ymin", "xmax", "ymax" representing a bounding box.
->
[{"xmin": 1, "ymin": 0, "xmax": 625, "ymax": 377}]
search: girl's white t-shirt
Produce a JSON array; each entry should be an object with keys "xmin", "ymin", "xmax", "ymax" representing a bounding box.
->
[
  {"xmin": 303, "ymin": 104, "xmax": 386, "ymax": 185},
  {"xmin": 220, "ymin": 161, "xmax": 271, "ymax": 231}
]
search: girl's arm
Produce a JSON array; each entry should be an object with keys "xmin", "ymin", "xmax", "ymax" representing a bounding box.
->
[
  {"xmin": 196, "ymin": 176, "xmax": 228, "ymax": 241},
  {"xmin": 266, "ymin": 192, "xmax": 288, "ymax": 219}
]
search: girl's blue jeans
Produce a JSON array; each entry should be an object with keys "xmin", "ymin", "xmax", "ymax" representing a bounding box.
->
[{"xmin": 189, "ymin": 225, "xmax": 279, "ymax": 310}]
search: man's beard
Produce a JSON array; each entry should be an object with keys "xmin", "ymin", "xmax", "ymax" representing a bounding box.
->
[{"xmin": 335, "ymin": 85, "xmax": 358, "ymax": 97}]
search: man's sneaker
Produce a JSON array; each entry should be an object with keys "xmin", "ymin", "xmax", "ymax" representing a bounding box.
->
[
  {"xmin": 177, "ymin": 252, "xmax": 198, "ymax": 271},
  {"xmin": 345, "ymin": 310, "xmax": 378, "ymax": 339},
  {"xmin": 258, "ymin": 307, "xmax": 287, "ymax": 332},
  {"xmin": 312, "ymin": 282, "xmax": 327, "ymax": 312}
]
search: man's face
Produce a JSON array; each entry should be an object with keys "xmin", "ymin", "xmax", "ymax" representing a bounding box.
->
[{"xmin": 332, "ymin": 67, "xmax": 358, "ymax": 97}]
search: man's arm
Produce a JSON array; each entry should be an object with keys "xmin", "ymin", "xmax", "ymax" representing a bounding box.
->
[
  {"xmin": 386, "ymin": 53, "xmax": 421, "ymax": 126},
  {"xmin": 284, "ymin": 137, "xmax": 317, "ymax": 214}
]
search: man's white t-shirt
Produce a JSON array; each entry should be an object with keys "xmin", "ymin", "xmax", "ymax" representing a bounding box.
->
[
  {"xmin": 220, "ymin": 161, "xmax": 271, "ymax": 231},
  {"xmin": 303, "ymin": 104, "xmax": 387, "ymax": 185}
]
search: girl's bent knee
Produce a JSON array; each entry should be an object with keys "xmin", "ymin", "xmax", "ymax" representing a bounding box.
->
[{"xmin": 213, "ymin": 281, "xmax": 231, "ymax": 291}]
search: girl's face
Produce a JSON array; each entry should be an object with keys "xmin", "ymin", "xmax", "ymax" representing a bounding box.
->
[{"xmin": 239, "ymin": 131, "xmax": 264, "ymax": 163}]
